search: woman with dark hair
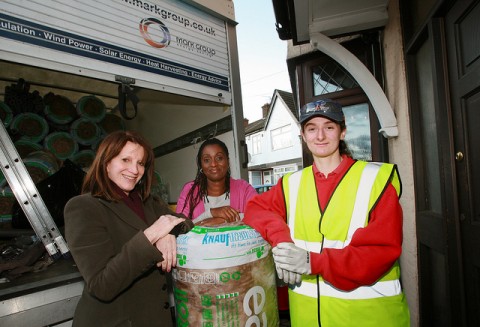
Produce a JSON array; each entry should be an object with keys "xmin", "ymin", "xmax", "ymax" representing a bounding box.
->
[
  {"xmin": 64, "ymin": 130, "xmax": 193, "ymax": 327},
  {"xmin": 176, "ymin": 137, "xmax": 257, "ymax": 225}
]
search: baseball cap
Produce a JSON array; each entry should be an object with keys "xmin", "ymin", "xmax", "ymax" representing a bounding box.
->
[{"xmin": 299, "ymin": 99, "xmax": 345, "ymax": 124}]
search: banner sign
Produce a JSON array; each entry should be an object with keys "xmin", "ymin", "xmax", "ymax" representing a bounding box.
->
[{"xmin": 0, "ymin": 0, "xmax": 230, "ymax": 95}]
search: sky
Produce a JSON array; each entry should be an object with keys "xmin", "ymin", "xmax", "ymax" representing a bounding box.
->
[{"xmin": 234, "ymin": 1, "xmax": 292, "ymax": 122}]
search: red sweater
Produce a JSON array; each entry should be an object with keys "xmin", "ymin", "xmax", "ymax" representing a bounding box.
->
[{"xmin": 243, "ymin": 156, "xmax": 403, "ymax": 291}]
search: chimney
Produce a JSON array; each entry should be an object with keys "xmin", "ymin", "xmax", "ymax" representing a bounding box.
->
[
  {"xmin": 243, "ymin": 118, "xmax": 249, "ymax": 127},
  {"xmin": 262, "ymin": 103, "xmax": 270, "ymax": 118}
]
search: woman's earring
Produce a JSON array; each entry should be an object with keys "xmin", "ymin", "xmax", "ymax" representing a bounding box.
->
[{"xmin": 199, "ymin": 168, "xmax": 203, "ymax": 174}]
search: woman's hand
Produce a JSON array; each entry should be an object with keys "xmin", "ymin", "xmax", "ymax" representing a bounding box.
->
[
  {"xmin": 196, "ymin": 217, "xmax": 228, "ymax": 227},
  {"xmin": 144, "ymin": 214, "xmax": 185, "ymax": 244},
  {"xmin": 155, "ymin": 234, "xmax": 177, "ymax": 272},
  {"xmin": 210, "ymin": 206, "xmax": 240, "ymax": 223}
]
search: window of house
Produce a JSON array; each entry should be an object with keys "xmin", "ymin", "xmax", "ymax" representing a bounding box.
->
[
  {"xmin": 271, "ymin": 124, "xmax": 292, "ymax": 150},
  {"xmin": 273, "ymin": 164, "xmax": 298, "ymax": 183},
  {"xmin": 252, "ymin": 134, "xmax": 262, "ymax": 155},
  {"xmin": 343, "ymin": 103, "xmax": 372, "ymax": 161},
  {"xmin": 273, "ymin": 167, "xmax": 285, "ymax": 183},
  {"xmin": 250, "ymin": 171, "xmax": 262, "ymax": 186},
  {"xmin": 263, "ymin": 170, "xmax": 272, "ymax": 184},
  {"xmin": 313, "ymin": 61, "xmax": 359, "ymax": 96}
]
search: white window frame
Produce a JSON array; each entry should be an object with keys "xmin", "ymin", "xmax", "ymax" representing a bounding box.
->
[
  {"xmin": 252, "ymin": 134, "xmax": 262, "ymax": 155},
  {"xmin": 273, "ymin": 164, "xmax": 298, "ymax": 183},
  {"xmin": 271, "ymin": 124, "xmax": 292, "ymax": 150}
]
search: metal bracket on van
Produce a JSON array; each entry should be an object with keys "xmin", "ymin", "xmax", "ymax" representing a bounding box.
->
[{"xmin": 115, "ymin": 75, "xmax": 138, "ymax": 120}]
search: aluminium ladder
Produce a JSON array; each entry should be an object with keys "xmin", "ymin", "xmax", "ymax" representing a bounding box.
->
[{"xmin": 0, "ymin": 121, "xmax": 70, "ymax": 259}]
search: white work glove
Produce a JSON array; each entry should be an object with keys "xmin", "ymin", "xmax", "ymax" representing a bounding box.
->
[
  {"xmin": 275, "ymin": 266, "xmax": 303, "ymax": 285},
  {"xmin": 272, "ymin": 242, "xmax": 311, "ymax": 280}
]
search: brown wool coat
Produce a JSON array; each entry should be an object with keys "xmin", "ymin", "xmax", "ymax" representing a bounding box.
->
[{"xmin": 64, "ymin": 194, "xmax": 192, "ymax": 327}]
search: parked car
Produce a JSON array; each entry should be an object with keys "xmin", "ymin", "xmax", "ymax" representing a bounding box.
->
[{"xmin": 253, "ymin": 184, "xmax": 274, "ymax": 194}]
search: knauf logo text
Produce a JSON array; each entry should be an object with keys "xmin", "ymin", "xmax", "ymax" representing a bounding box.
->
[
  {"xmin": 202, "ymin": 233, "xmax": 230, "ymax": 246},
  {"xmin": 201, "ymin": 230, "xmax": 260, "ymax": 247}
]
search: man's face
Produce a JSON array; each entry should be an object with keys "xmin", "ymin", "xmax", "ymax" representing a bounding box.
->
[{"xmin": 301, "ymin": 116, "xmax": 346, "ymax": 159}]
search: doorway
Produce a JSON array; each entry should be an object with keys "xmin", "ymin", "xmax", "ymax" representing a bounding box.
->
[
  {"xmin": 446, "ymin": 0, "xmax": 480, "ymax": 325},
  {"xmin": 404, "ymin": 0, "xmax": 480, "ymax": 325}
]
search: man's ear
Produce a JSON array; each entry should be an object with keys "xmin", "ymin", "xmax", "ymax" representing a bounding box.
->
[{"xmin": 300, "ymin": 131, "xmax": 306, "ymax": 143}]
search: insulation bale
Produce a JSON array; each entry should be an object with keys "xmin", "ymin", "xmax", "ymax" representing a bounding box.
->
[
  {"xmin": 44, "ymin": 131, "xmax": 79, "ymax": 160},
  {"xmin": 23, "ymin": 150, "xmax": 60, "ymax": 184},
  {"xmin": 99, "ymin": 113, "xmax": 126, "ymax": 135},
  {"xmin": 43, "ymin": 92, "xmax": 77, "ymax": 124},
  {"xmin": 10, "ymin": 112, "xmax": 49, "ymax": 143},
  {"xmin": 14, "ymin": 140, "xmax": 42, "ymax": 159},
  {"xmin": 71, "ymin": 149, "xmax": 95, "ymax": 169},
  {"xmin": 76, "ymin": 95, "xmax": 106, "ymax": 122},
  {"xmin": 173, "ymin": 223, "xmax": 279, "ymax": 327},
  {"xmin": 70, "ymin": 117, "xmax": 102, "ymax": 146}
]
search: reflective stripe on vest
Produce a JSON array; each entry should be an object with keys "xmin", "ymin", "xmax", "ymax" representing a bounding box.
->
[
  {"xmin": 286, "ymin": 170, "xmax": 301, "ymax": 247},
  {"xmin": 293, "ymin": 279, "xmax": 402, "ymax": 299},
  {"xmin": 345, "ymin": 162, "xmax": 381, "ymax": 246}
]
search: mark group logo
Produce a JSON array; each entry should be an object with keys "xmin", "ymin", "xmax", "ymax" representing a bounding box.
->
[{"xmin": 139, "ymin": 18, "xmax": 170, "ymax": 48}]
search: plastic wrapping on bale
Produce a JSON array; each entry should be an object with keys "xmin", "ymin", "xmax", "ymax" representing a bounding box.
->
[{"xmin": 173, "ymin": 223, "xmax": 279, "ymax": 327}]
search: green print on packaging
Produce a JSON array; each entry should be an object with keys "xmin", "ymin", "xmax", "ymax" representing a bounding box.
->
[
  {"xmin": 178, "ymin": 254, "xmax": 187, "ymax": 266},
  {"xmin": 219, "ymin": 271, "xmax": 242, "ymax": 283},
  {"xmin": 246, "ymin": 245, "xmax": 265, "ymax": 258}
]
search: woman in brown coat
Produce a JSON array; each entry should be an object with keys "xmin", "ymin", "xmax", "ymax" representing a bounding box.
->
[{"xmin": 64, "ymin": 130, "xmax": 193, "ymax": 327}]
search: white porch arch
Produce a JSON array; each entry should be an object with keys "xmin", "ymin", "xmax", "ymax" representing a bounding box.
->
[{"xmin": 310, "ymin": 32, "xmax": 398, "ymax": 138}]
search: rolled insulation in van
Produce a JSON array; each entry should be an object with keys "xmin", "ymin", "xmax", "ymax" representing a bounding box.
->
[
  {"xmin": 173, "ymin": 223, "xmax": 279, "ymax": 327},
  {"xmin": 76, "ymin": 95, "xmax": 106, "ymax": 123},
  {"xmin": 10, "ymin": 112, "xmax": 49, "ymax": 143},
  {"xmin": 70, "ymin": 117, "xmax": 102, "ymax": 146}
]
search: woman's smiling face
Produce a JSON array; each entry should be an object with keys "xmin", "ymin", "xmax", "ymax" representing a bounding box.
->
[
  {"xmin": 106, "ymin": 141, "xmax": 145, "ymax": 195},
  {"xmin": 200, "ymin": 144, "xmax": 229, "ymax": 183}
]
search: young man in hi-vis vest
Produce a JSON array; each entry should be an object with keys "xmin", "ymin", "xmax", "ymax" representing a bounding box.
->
[{"xmin": 243, "ymin": 99, "xmax": 410, "ymax": 327}]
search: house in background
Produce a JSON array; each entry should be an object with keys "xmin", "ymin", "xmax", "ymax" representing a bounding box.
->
[{"xmin": 244, "ymin": 89, "xmax": 302, "ymax": 187}]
